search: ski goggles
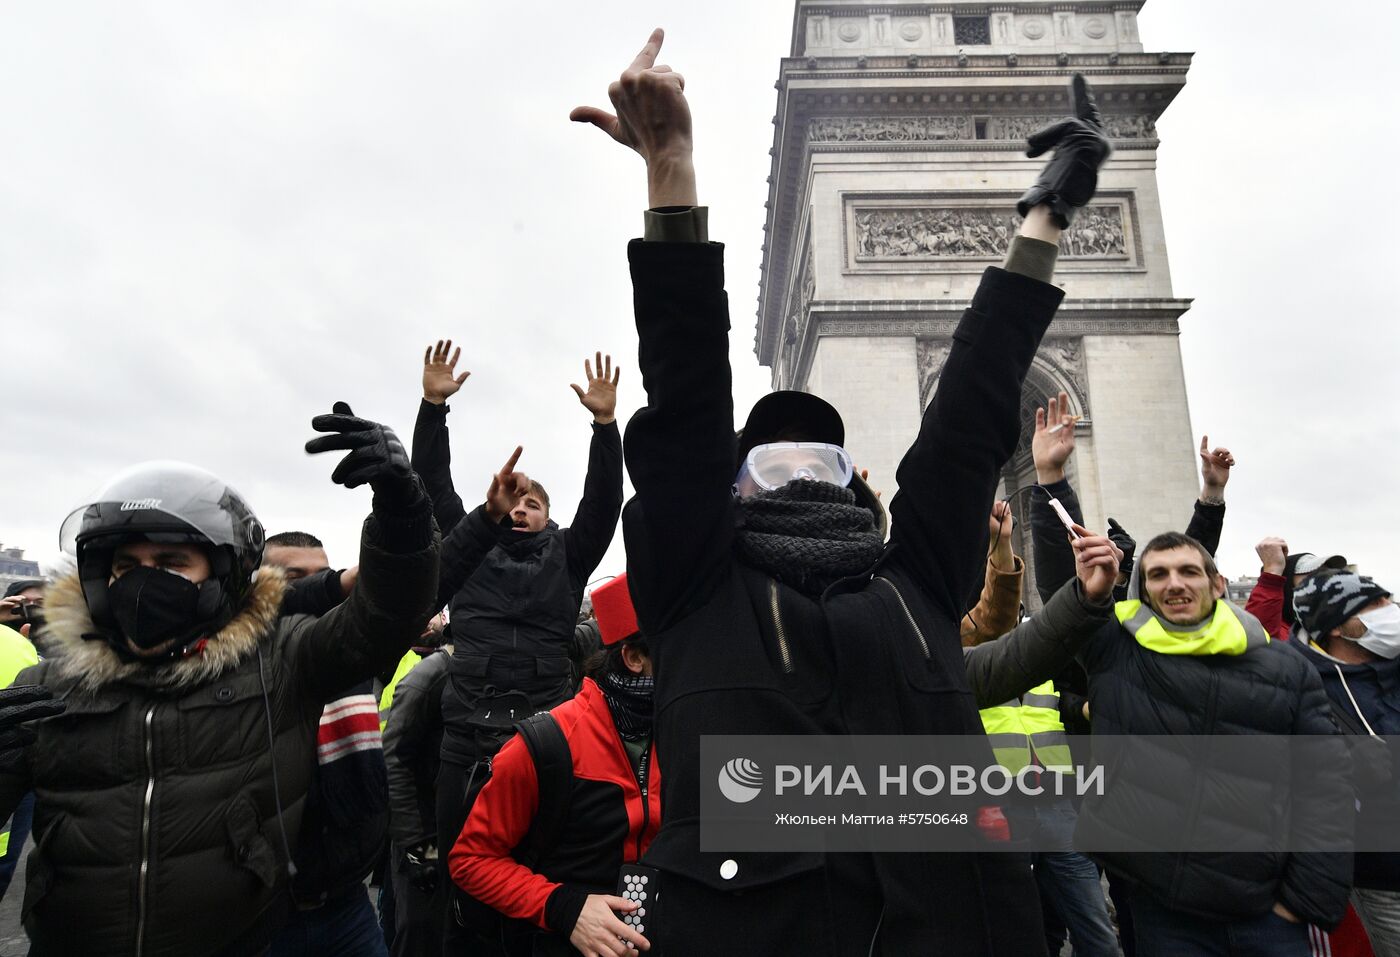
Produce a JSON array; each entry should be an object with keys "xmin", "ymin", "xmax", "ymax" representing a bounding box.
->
[{"xmin": 735, "ymin": 442, "xmax": 854, "ymax": 494}]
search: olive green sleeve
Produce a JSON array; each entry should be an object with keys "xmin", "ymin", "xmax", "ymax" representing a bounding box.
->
[
  {"xmin": 1002, "ymin": 235, "xmax": 1059, "ymax": 284},
  {"xmin": 642, "ymin": 206, "xmax": 710, "ymax": 243}
]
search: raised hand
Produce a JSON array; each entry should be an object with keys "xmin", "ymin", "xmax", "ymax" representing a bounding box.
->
[
  {"xmin": 1032, "ymin": 391, "xmax": 1078, "ymax": 485},
  {"xmin": 1255, "ymin": 536, "xmax": 1289, "ymax": 576},
  {"xmin": 570, "ymin": 28, "xmax": 697, "ymax": 207},
  {"xmin": 988, "ymin": 501, "xmax": 1015, "ymax": 564},
  {"xmin": 1106, "ymin": 518, "xmax": 1137, "ymax": 573},
  {"xmin": 423, "ymin": 339, "xmax": 470, "ymax": 405},
  {"xmin": 1198, "ymin": 436, "xmax": 1235, "ymax": 501},
  {"xmin": 306, "ymin": 402, "xmax": 420, "ymax": 508},
  {"xmin": 1017, "ymin": 74, "xmax": 1112, "ymax": 229},
  {"xmin": 570, "ymin": 352, "xmax": 621, "ymax": 425},
  {"xmin": 485, "ymin": 446, "xmax": 532, "ymax": 520},
  {"xmin": 1071, "ymin": 527, "xmax": 1124, "ymax": 604}
]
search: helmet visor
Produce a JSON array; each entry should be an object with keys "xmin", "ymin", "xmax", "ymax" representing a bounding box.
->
[
  {"xmin": 59, "ymin": 460, "xmax": 264, "ymax": 558},
  {"xmin": 736, "ymin": 442, "xmax": 854, "ymax": 494}
]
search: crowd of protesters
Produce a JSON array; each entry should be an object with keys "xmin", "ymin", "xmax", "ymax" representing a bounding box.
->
[{"xmin": 0, "ymin": 27, "xmax": 1394, "ymax": 957}]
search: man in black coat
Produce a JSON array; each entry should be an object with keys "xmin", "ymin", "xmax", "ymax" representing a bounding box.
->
[
  {"xmin": 1076, "ymin": 532, "xmax": 1354, "ymax": 955},
  {"xmin": 571, "ymin": 29, "xmax": 1114, "ymax": 956},
  {"xmin": 410, "ymin": 341, "xmax": 623, "ymax": 951}
]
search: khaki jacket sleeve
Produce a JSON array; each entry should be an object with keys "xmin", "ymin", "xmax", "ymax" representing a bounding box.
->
[{"xmin": 960, "ymin": 554, "xmax": 1025, "ymax": 647}]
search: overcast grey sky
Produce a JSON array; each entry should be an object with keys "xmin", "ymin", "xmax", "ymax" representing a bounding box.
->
[{"xmin": 1, "ymin": 1, "xmax": 1396, "ymax": 591}]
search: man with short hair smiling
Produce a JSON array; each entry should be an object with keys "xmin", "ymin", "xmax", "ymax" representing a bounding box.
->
[{"xmin": 1075, "ymin": 531, "xmax": 1354, "ymax": 955}]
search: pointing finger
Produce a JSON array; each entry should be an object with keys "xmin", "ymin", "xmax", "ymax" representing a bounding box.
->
[
  {"xmin": 1072, "ymin": 74, "xmax": 1100, "ymax": 124},
  {"xmin": 627, "ymin": 27, "xmax": 664, "ymax": 73},
  {"xmin": 500, "ymin": 445, "xmax": 523, "ymax": 476}
]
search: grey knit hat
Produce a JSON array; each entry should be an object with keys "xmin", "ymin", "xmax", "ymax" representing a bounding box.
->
[{"xmin": 1293, "ymin": 570, "xmax": 1391, "ymax": 639}]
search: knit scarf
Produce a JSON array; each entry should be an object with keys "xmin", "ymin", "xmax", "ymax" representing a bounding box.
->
[
  {"xmin": 601, "ymin": 671, "xmax": 655, "ymax": 741},
  {"xmin": 735, "ymin": 480, "xmax": 884, "ymax": 596}
]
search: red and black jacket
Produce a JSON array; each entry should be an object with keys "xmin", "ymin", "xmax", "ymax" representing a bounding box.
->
[{"xmin": 448, "ymin": 677, "xmax": 661, "ymax": 935}]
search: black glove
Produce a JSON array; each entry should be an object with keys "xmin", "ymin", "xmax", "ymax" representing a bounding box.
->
[
  {"xmin": 401, "ymin": 840, "xmax": 439, "ymax": 894},
  {"xmin": 0, "ymin": 684, "xmax": 66, "ymax": 762},
  {"xmin": 1017, "ymin": 74, "xmax": 1112, "ymax": 229},
  {"xmin": 1106, "ymin": 517, "xmax": 1137, "ymax": 571},
  {"xmin": 306, "ymin": 402, "xmax": 422, "ymax": 509}
]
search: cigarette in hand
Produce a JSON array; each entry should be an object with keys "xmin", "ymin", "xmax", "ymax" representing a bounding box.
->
[{"xmin": 1047, "ymin": 416, "xmax": 1082, "ymax": 435}]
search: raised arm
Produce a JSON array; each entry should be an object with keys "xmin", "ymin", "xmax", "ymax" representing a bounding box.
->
[
  {"xmin": 573, "ymin": 30, "xmax": 734, "ymax": 632},
  {"xmin": 886, "ymin": 76, "xmax": 1109, "ymax": 617},
  {"xmin": 1186, "ymin": 435, "xmax": 1234, "ymax": 556},
  {"xmin": 563, "ymin": 353, "xmax": 624, "ymax": 590},
  {"xmin": 1246, "ymin": 537, "xmax": 1290, "ymax": 639},
  {"xmin": 1028, "ymin": 390, "xmax": 1085, "ymax": 605},
  {"xmin": 961, "ymin": 502, "xmax": 1026, "ymax": 647},
  {"xmin": 299, "ymin": 404, "xmax": 441, "ymax": 699},
  {"xmin": 412, "ymin": 340, "xmax": 472, "ymax": 536}
]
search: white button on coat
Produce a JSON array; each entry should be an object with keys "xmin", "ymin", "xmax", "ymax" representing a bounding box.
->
[{"xmin": 720, "ymin": 859, "xmax": 739, "ymax": 880}]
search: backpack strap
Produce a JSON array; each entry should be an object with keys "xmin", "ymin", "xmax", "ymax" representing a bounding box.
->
[{"xmin": 514, "ymin": 712, "xmax": 574, "ymax": 871}]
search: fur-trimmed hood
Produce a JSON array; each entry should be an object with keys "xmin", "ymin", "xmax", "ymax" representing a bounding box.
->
[{"xmin": 41, "ymin": 567, "xmax": 287, "ymax": 693}]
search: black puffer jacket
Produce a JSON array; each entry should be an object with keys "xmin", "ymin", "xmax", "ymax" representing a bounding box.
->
[
  {"xmin": 1292, "ymin": 637, "xmax": 1400, "ymax": 891},
  {"xmin": 411, "ymin": 401, "xmax": 622, "ymax": 764},
  {"xmin": 0, "ymin": 510, "xmax": 439, "ymax": 956},
  {"xmin": 623, "ymin": 238, "xmax": 1065, "ymax": 956},
  {"xmin": 1076, "ymin": 586, "xmax": 1352, "ymax": 929}
]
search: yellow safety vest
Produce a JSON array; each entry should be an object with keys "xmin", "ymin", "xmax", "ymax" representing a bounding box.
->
[
  {"xmin": 378, "ymin": 650, "xmax": 421, "ymax": 730},
  {"xmin": 0, "ymin": 625, "xmax": 38, "ymax": 856},
  {"xmin": 979, "ymin": 680, "xmax": 1074, "ymax": 774},
  {"xmin": 1115, "ymin": 600, "xmax": 1268, "ymax": 657}
]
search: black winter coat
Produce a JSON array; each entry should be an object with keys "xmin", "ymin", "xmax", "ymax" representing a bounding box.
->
[
  {"xmin": 1076, "ymin": 611, "xmax": 1353, "ymax": 929},
  {"xmin": 411, "ymin": 400, "xmax": 622, "ymax": 764},
  {"xmin": 383, "ymin": 649, "xmax": 451, "ymax": 849},
  {"xmin": 0, "ymin": 509, "xmax": 439, "ymax": 956},
  {"xmin": 623, "ymin": 238, "xmax": 1065, "ymax": 956},
  {"xmin": 1292, "ymin": 638, "xmax": 1400, "ymax": 891}
]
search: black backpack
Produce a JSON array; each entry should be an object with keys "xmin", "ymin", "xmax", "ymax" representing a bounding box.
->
[{"xmin": 451, "ymin": 712, "xmax": 575, "ymax": 951}]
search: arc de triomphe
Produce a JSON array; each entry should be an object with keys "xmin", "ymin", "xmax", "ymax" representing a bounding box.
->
[{"xmin": 756, "ymin": 0, "xmax": 1199, "ymax": 603}]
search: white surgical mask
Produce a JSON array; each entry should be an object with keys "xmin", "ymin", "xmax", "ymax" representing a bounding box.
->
[{"xmin": 1352, "ymin": 603, "xmax": 1400, "ymax": 660}]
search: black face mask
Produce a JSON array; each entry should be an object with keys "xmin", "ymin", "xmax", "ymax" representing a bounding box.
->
[{"xmin": 107, "ymin": 566, "xmax": 204, "ymax": 651}]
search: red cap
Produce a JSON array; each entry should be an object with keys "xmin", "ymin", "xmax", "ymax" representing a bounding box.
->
[{"xmin": 592, "ymin": 574, "xmax": 639, "ymax": 646}]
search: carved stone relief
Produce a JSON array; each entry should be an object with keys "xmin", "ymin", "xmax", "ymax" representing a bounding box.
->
[
  {"xmin": 853, "ymin": 205, "xmax": 1127, "ymax": 261},
  {"xmin": 899, "ymin": 19, "xmax": 924, "ymax": 41},
  {"xmin": 1083, "ymin": 18, "xmax": 1108, "ymax": 39},
  {"xmin": 916, "ymin": 339, "xmax": 951, "ymax": 408},
  {"xmin": 809, "ymin": 115, "xmax": 972, "ymax": 143},
  {"xmin": 917, "ymin": 337, "xmax": 1091, "ymax": 416},
  {"xmin": 837, "ymin": 20, "xmax": 862, "ymax": 42},
  {"xmin": 1041, "ymin": 338, "xmax": 1091, "ymax": 411},
  {"xmin": 1022, "ymin": 18, "xmax": 1046, "ymax": 40},
  {"xmin": 809, "ymin": 114, "xmax": 1156, "ymax": 144}
]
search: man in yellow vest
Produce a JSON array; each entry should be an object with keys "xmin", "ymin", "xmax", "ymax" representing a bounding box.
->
[
  {"xmin": 0, "ymin": 618, "xmax": 42, "ymax": 899},
  {"xmin": 981, "ymin": 672, "xmax": 1118, "ymax": 955},
  {"xmin": 1076, "ymin": 531, "xmax": 1352, "ymax": 957}
]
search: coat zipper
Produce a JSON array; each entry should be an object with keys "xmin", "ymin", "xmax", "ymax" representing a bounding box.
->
[
  {"xmin": 875, "ymin": 577, "xmax": 930, "ymax": 659},
  {"xmin": 768, "ymin": 580, "xmax": 795, "ymax": 674},
  {"xmin": 634, "ymin": 745, "xmax": 652, "ymax": 861},
  {"xmin": 136, "ymin": 704, "xmax": 157, "ymax": 957}
]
